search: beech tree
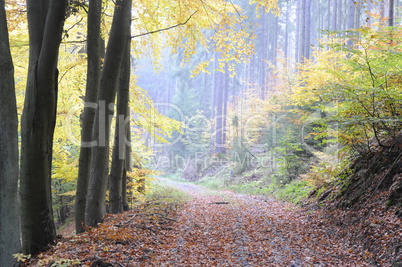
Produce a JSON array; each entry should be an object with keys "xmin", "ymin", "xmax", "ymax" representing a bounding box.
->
[
  {"xmin": 85, "ymin": 0, "xmax": 132, "ymax": 227},
  {"xmin": 20, "ymin": 0, "xmax": 68, "ymax": 255},
  {"xmin": 109, "ymin": 30, "xmax": 132, "ymax": 214},
  {"xmin": 0, "ymin": 0, "xmax": 20, "ymax": 264},
  {"xmin": 75, "ymin": 0, "xmax": 103, "ymax": 234}
]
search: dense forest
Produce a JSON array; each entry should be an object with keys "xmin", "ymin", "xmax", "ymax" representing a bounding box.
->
[{"xmin": 0, "ymin": 0, "xmax": 401, "ymax": 266}]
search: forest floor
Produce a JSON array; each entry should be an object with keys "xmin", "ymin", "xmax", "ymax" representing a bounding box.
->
[{"xmin": 26, "ymin": 178, "xmax": 401, "ymax": 267}]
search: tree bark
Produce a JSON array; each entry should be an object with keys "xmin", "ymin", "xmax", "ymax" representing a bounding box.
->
[
  {"xmin": 210, "ymin": 51, "xmax": 218, "ymax": 150},
  {"xmin": 354, "ymin": 0, "xmax": 361, "ymax": 29},
  {"xmin": 75, "ymin": 0, "xmax": 103, "ymax": 234},
  {"xmin": 347, "ymin": 0, "xmax": 355, "ymax": 46},
  {"xmin": 273, "ymin": 14, "xmax": 279, "ymax": 66},
  {"xmin": 367, "ymin": 0, "xmax": 372, "ymax": 26},
  {"xmin": 203, "ymin": 53, "xmax": 208, "ymax": 116},
  {"xmin": 389, "ymin": 0, "xmax": 394, "ymax": 27},
  {"xmin": 284, "ymin": 1, "xmax": 289, "ymax": 61},
  {"xmin": 296, "ymin": 0, "xmax": 301, "ymax": 62},
  {"xmin": 20, "ymin": 0, "xmax": 68, "ymax": 255},
  {"xmin": 380, "ymin": 0, "xmax": 385, "ymax": 23},
  {"xmin": 260, "ymin": 11, "xmax": 266, "ymax": 99},
  {"xmin": 305, "ymin": 0, "xmax": 311, "ymax": 60},
  {"xmin": 300, "ymin": 0, "xmax": 306, "ymax": 62},
  {"xmin": 85, "ymin": 0, "xmax": 132, "ymax": 227},
  {"xmin": 0, "ymin": 0, "xmax": 21, "ymax": 264},
  {"xmin": 109, "ymin": 31, "xmax": 131, "ymax": 214},
  {"xmin": 327, "ymin": 0, "xmax": 331, "ymax": 30},
  {"xmin": 215, "ymin": 55, "xmax": 223, "ymax": 154},
  {"xmin": 338, "ymin": 0, "xmax": 343, "ymax": 31},
  {"xmin": 122, "ymin": 113, "xmax": 132, "ymax": 212},
  {"xmin": 222, "ymin": 63, "xmax": 229, "ymax": 153},
  {"xmin": 333, "ymin": 0, "xmax": 338, "ymax": 31}
]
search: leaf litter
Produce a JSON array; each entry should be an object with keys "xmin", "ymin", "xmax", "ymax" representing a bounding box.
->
[{"xmin": 25, "ymin": 181, "xmax": 401, "ymax": 266}]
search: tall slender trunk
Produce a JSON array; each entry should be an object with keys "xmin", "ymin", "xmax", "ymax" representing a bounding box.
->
[
  {"xmin": 215, "ymin": 55, "xmax": 223, "ymax": 154},
  {"xmin": 305, "ymin": 0, "xmax": 311, "ymax": 60},
  {"xmin": 109, "ymin": 32, "xmax": 131, "ymax": 214},
  {"xmin": 122, "ymin": 112, "xmax": 132, "ymax": 212},
  {"xmin": 260, "ymin": 12, "xmax": 266, "ymax": 99},
  {"xmin": 222, "ymin": 63, "xmax": 229, "ymax": 153},
  {"xmin": 75, "ymin": 0, "xmax": 103, "ymax": 234},
  {"xmin": 85, "ymin": 0, "xmax": 132, "ymax": 227},
  {"xmin": 285, "ymin": 1, "xmax": 289, "ymax": 61},
  {"xmin": 300, "ymin": 0, "xmax": 306, "ymax": 61},
  {"xmin": 380, "ymin": 0, "xmax": 385, "ymax": 23},
  {"xmin": 296, "ymin": 0, "xmax": 301, "ymax": 62},
  {"xmin": 328, "ymin": 0, "xmax": 332, "ymax": 30},
  {"xmin": 273, "ymin": 15, "xmax": 279, "ymax": 66},
  {"xmin": 355, "ymin": 0, "xmax": 361, "ymax": 29},
  {"xmin": 338, "ymin": 0, "xmax": 343, "ymax": 37},
  {"xmin": 333, "ymin": 0, "xmax": 338, "ymax": 31},
  {"xmin": 20, "ymin": 0, "xmax": 68, "ymax": 255},
  {"xmin": 0, "ymin": 0, "xmax": 20, "ymax": 264},
  {"xmin": 203, "ymin": 53, "xmax": 208, "ymax": 117},
  {"xmin": 367, "ymin": 0, "xmax": 372, "ymax": 26},
  {"xmin": 210, "ymin": 51, "xmax": 218, "ymax": 150},
  {"xmin": 347, "ymin": 0, "xmax": 355, "ymax": 46},
  {"xmin": 389, "ymin": 0, "xmax": 394, "ymax": 26}
]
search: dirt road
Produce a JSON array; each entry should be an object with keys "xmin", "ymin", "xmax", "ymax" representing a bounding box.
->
[{"xmin": 149, "ymin": 178, "xmax": 369, "ymax": 266}]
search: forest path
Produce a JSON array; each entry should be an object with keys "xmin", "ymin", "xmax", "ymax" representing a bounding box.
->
[{"xmin": 149, "ymin": 178, "xmax": 368, "ymax": 266}]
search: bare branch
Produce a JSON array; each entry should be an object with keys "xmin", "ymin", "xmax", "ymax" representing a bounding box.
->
[{"xmin": 130, "ymin": 10, "xmax": 198, "ymax": 39}]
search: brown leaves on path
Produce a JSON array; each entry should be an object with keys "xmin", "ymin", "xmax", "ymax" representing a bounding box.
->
[
  {"xmin": 26, "ymin": 180, "xmax": 400, "ymax": 266},
  {"xmin": 150, "ymin": 181, "xmax": 371, "ymax": 266}
]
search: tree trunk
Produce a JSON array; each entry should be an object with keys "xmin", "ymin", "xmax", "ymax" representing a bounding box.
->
[
  {"xmin": 203, "ymin": 53, "xmax": 208, "ymax": 116},
  {"xmin": 273, "ymin": 14, "xmax": 279, "ymax": 66},
  {"xmin": 333, "ymin": 0, "xmax": 338, "ymax": 31},
  {"xmin": 339, "ymin": 0, "xmax": 344, "ymax": 31},
  {"xmin": 389, "ymin": 0, "xmax": 394, "ymax": 27},
  {"xmin": 305, "ymin": 0, "xmax": 311, "ymax": 60},
  {"xmin": 109, "ymin": 32, "xmax": 131, "ymax": 214},
  {"xmin": 20, "ymin": 0, "xmax": 68, "ymax": 255},
  {"xmin": 380, "ymin": 0, "xmax": 385, "ymax": 23},
  {"xmin": 347, "ymin": 0, "xmax": 355, "ymax": 46},
  {"xmin": 327, "ymin": 0, "xmax": 331, "ymax": 30},
  {"xmin": 222, "ymin": 63, "xmax": 229, "ymax": 153},
  {"xmin": 210, "ymin": 51, "xmax": 218, "ymax": 150},
  {"xmin": 122, "ymin": 113, "xmax": 132, "ymax": 212},
  {"xmin": 215, "ymin": 56, "xmax": 223, "ymax": 154},
  {"xmin": 260, "ymin": 11, "xmax": 266, "ymax": 99},
  {"xmin": 296, "ymin": 0, "xmax": 301, "ymax": 62},
  {"xmin": 300, "ymin": 0, "xmax": 306, "ymax": 61},
  {"xmin": 284, "ymin": 1, "xmax": 289, "ymax": 61},
  {"xmin": 367, "ymin": 0, "xmax": 372, "ymax": 26},
  {"xmin": 354, "ymin": 0, "xmax": 361, "ymax": 29},
  {"xmin": 85, "ymin": 0, "xmax": 132, "ymax": 227},
  {"xmin": 0, "ymin": 0, "xmax": 21, "ymax": 264},
  {"xmin": 75, "ymin": 0, "xmax": 103, "ymax": 234}
]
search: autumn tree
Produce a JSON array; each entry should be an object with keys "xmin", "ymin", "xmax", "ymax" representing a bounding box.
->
[
  {"xmin": 19, "ymin": 0, "xmax": 69, "ymax": 255},
  {"xmin": 0, "ymin": 0, "xmax": 20, "ymax": 264},
  {"xmin": 85, "ymin": 0, "xmax": 132, "ymax": 227},
  {"xmin": 109, "ymin": 26, "xmax": 132, "ymax": 214},
  {"xmin": 75, "ymin": 0, "xmax": 103, "ymax": 234}
]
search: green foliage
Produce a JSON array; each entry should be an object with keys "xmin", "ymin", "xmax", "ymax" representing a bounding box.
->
[
  {"xmin": 146, "ymin": 181, "xmax": 190, "ymax": 206},
  {"xmin": 293, "ymin": 26, "xmax": 402, "ymax": 154},
  {"xmin": 197, "ymin": 175, "xmax": 226, "ymax": 190},
  {"xmin": 270, "ymin": 179, "xmax": 314, "ymax": 204},
  {"xmin": 274, "ymin": 131, "xmax": 310, "ymax": 184}
]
